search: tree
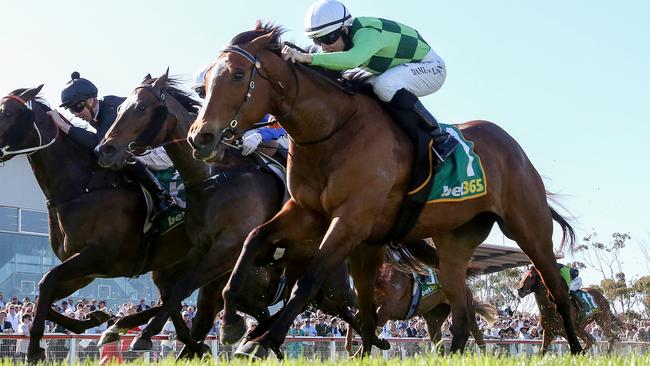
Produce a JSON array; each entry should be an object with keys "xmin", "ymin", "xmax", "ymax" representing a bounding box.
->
[
  {"xmin": 575, "ymin": 231, "xmax": 630, "ymax": 282},
  {"xmin": 470, "ymin": 267, "xmax": 525, "ymax": 312},
  {"xmin": 632, "ymin": 276, "xmax": 650, "ymax": 318},
  {"xmin": 600, "ymin": 273, "xmax": 634, "ymax": 314}
]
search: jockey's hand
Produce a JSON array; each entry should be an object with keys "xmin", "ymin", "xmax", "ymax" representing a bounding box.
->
[
  {"xmin": 241, "ymin": 132, "xmax": 263, "ymax": 156},
  {"xmin": 46, "ymin": 110, "xmax": 71, "ymax": 134},
  {"xmin": 281, "ymin": 46, "xmax": 312, "ymax": 64}
]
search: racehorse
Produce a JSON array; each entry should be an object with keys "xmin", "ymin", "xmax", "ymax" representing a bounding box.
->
[
  {"xmin": 0, "ymin": 87, "xmax": 199, "ymax": 362},
  {"xmin": 186, "ymin": 22, "xmax": 582, "ymax": 357},
  {"xmin": 346, "ymin": 260, "xmax": 497, "ymax": 356},
  {"xmin": 517, "ymin": 266, "xmax": 620, "ymax": 354},
  {"xmin": 96, "ymin": 73, "xmax": 373, "ymax": 358}
]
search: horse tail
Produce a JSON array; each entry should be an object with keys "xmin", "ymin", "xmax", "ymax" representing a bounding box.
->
[
  {"xmin": 546, "ymin": 191, "xmax": 577, "ymax": 255},
  {"xmin": 473, "ymin": 298, "xmax": 498, "ymax": 326}
]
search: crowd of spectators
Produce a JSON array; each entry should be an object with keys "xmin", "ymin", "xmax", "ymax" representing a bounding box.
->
[{"xmin": 0, "ymin": 290, "xmax": 649, "ymax": 361}]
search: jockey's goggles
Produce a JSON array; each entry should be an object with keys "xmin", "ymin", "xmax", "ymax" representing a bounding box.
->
[{"xmin": 313, "ymin": 28, "xmax": 342, "ymax": 46}]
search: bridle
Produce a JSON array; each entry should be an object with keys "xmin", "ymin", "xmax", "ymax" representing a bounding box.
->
[
  {"xmin": 0, "ymin": 95, "xmax": 59, "ymax": 159},
  {"xmin": 214, "ymin": 45, "xmax": 298, "ymax": 142},
  {"xmin": 125, "ymin": 85, "xmax": 170, "ymax": 155}
]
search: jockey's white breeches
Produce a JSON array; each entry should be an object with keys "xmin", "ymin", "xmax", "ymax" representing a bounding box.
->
[{"xmin": 369, "ymin": 49, "xmax": 447, "ymax": 102}]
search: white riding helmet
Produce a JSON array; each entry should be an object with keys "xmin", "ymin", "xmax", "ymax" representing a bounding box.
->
[{"xmin": 304, "ymin": 0, "xmax": 353, "ymax": 39}]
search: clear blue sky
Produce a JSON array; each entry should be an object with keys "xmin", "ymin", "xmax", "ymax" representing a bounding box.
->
[{"xmin": 1, "ymin": 1, "xmax": 648, "ymax": 285}]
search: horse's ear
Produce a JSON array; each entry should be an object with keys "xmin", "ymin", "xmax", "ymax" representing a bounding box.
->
[
  {"xmin": 19, "ymin": 84, "xmax": 44, "ymax": 101},
  {"xmin": 250, "ymin": 31, "xmax": 277, "ymax": 51},
  {"xmin": 142, "ymin": 73, "xmax": 152, "ymax": 83},
  {"xmin": 152, "ymin": 68, "xmax": 169, "ymax": 90}
]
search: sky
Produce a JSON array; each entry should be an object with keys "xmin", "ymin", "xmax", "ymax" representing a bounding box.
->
[{"xmin": 1, "ymin": 1, "xmax": 648, "ymax": 287}]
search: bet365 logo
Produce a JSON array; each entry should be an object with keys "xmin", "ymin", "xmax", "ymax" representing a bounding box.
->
[{"xmin": 441, "ymin": 178, "xmax": 484, "ymax": 197}]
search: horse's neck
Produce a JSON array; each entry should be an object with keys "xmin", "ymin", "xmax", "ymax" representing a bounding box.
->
[
  {"xmin": 27, "ymin": 111, "xmax": 95, "ymax": 203},
  {"xmin": 164, "ymin": 113, "xmax": 211, "ymax": 186},
  {"xmin": 275, "ymin": 67, "xmax": 357, "ymax": 146}
]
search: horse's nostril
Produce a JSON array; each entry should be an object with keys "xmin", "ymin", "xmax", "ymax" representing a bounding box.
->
[
  {"xmin": 194, "ymin": 132, "xmax": 216, "ymax": 147},
  {"xmin": 100, "ymin": 145, "xmax": 116, "ymax": 157}
]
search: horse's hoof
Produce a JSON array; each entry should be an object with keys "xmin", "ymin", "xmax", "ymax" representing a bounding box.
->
[
  {"xmin": 88, "ymin": 310, "xmax": 112, "ymax": 325},
  {"xmin": 271, "ymin": 345, "xmax": 284, "ymax": 360},
  {"xmin": 234, "ymin": 341, "xmax": 268, "ymax": 360},
  {"xmin": 98, "ymin": 331, "xmax": 121, "ymax": 346},
  {"xmin": 130, "ymin": 336, "xmax": 154, "ymax": 352},
  {"xmin": 27, "ymin": 347, "xmax": 46, "ymax": 364},
  {"xmin": 376, "ymin": 338, "xmax": 391, "ymax": 350},
  {"xmin": 176, "ymin": 345, "xmax": 196, "ymax": 360},
  {"xmin": 220, "ymin": 317, "xmax": 247, "ymax": 345}
]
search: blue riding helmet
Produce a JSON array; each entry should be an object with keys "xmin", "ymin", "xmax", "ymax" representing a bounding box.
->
[{"xmin": 60, "ymin": 71, "xmax": 98, "ymax": 107}]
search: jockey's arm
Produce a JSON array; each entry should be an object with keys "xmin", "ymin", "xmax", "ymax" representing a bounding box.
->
[
  {"xmin": 569, "ymin": 277, "xmax": 582, "ymax": 292},
  {"xmin": 311, "ymin": 28, "xmax": 384, "ymax": 70},
  {"xmin": 257, "ymin": 127, "xmax": 286, "ymax": 142},
  {"xmin": 68, "ymin": 126, "xmax": 100, "ymax": 151}
]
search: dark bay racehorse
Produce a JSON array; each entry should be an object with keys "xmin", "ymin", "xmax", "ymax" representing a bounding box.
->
[
  {"xmin": 517, "ymin": 267, "xmax": 620, "ymax": 354},
  {"xmin": 187, "ymin": 23, "xmax": 581, "ymax": 357},
  {"xmin": 346, "ymin": 261, "xmax": 497, "ymax": 356},
  {"xmin": 96, "ymin": 73, "xmax": 370, "ymax": 358},
  {"xmin": 0, "ymin": 87, "xmax": 197, "ymax": 362}
]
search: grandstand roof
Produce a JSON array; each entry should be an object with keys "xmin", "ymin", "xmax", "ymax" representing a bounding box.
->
[{"xmin": 471, "ymin": 243, "xmax": 534, "ymax": 274}]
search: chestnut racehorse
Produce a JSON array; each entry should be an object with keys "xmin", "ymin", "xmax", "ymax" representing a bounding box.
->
[
  {"xmin": 517, "ymin": 266, "xmax": 620, "ymax": 354},
  {"xmin": 187, "ymin": 23, "xmax": 581, "ymax": 357},
  {"xmin": 346, "ymin": 261, "xmax": 497, "ymax": 356}
]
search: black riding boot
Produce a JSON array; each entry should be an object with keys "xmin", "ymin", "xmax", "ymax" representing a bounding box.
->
[
  {"xmin": 390, "ymin": 89, "xmax": 459, "ymax": 162},
  {"xmin": 124, "ymin": 161, "xmax": 175, "ymax": 218}
]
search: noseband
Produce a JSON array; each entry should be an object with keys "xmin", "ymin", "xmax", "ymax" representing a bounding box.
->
[{"xmin": 0, "ymin": 95, "xmax": 58, "ymax": 158}]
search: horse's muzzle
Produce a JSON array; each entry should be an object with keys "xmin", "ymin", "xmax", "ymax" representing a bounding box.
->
[{"xmin": 96, "ymin": 144, "xmax": 127, "ymax": 169}]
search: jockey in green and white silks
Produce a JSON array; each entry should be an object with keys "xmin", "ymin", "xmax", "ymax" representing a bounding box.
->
[
  {"xmin": 559, "ymin": 264, "xmax": 598, "ymax": 316},
  {"xmin": 282, "ymin": 0, "xmax": 459, "ymax": 163}
]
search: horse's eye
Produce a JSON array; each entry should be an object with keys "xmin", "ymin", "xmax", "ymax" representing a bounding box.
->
[
  {"xmin": 3, "ymin": 112, "xmax": 13, "ymax": 118},
  {"xmin": 138, "ymin": 105, "xmax": 147, "ymax": 111},
  {"xmin": 233, "ymin": 70, "xmax": 245, "ymax": 80}
]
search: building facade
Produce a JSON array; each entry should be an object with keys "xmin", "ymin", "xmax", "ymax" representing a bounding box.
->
[{"xmin": 0, "ymin": 156, "xmax": 181, "ymax": 308}]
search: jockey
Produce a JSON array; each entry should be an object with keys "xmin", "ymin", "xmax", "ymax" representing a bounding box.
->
[
  {"xmin": 559, "ymin": 263, "xmax": 597, "ymax": 315},
  {"xmin": 47, "ymin": 72, "xmax": 175, "ymax": 218},
  {"xmin": 282, "ymin": 0, "xmax": 459, "ymax": 164},
  {"xmin": 193, "ymin": 68, "xmax": 288, "ymax": 158}
]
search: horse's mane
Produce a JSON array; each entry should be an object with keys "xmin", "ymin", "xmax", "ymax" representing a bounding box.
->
[
  {"xmin": 142, "ymin": 77, "xmax": 202, "ymax": 114},
  {"xmin": 8, "ymin": 89, "xmax": 50, "ymax": 111},
  {"xmin": 232, "ymin": 21, "xmax": 353, "ymax": 87}
]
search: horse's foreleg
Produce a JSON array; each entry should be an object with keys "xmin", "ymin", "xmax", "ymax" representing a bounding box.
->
[
  {"xmin": 28, "ymin": 249, "xmax": 104, "ymax": 363},
  {"xmin": 348, "ymin": 244, "xmax": 388, "ymax": 356},
  {"xmin": 422, "ymin": 303, "xmax": 451, "ymax": 356},
  {"xmin": 466, "ymin": 294, "xmax": 487, "ymax": 355},
  {"xmin": 222, "ymin": 200, "xmax": 324, "ymax": 346},
  {"xmin": 237, "ymin": 212, "xmax": 368, "ymax": 358},
  {"xmin": 541, "ymin": 329, "xmax": 553, "ymax": 355},
  {"xmin": 99, "ymin": 306, "xmax": 163, "ymax": 346}
]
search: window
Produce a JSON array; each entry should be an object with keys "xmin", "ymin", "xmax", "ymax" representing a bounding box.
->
[
  {"xmin": 0, "ymin": 207, "xmax": 18, "ymax": 232},
  {"xmin": 20, "ymin": 281, "xmax": 36, "ymax": 295},
  {"xmin": 20, "ymin": 209, "xmax": 48, "ymax": 234},
  {"xmin": 98, "ymin": 285, "xmax": 111, "ymax": 299}
]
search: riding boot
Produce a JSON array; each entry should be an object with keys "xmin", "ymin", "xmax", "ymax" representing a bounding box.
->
[
  {"xmin": 123, "ymin": 160, "xmax": 175, "ymax": 218},
  {"xmin": 389, "ymin": 88, "xmax": 459, "ymax": 162}
]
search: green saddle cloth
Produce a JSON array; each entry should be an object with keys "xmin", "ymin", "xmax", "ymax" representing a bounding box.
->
[
  {"xmin": 427, "ymin": 124, "xmax": 487, "ymax": 203},
  {"xmin": 153, "ymin": 167, "xmax": 186, "ymax": 235}
]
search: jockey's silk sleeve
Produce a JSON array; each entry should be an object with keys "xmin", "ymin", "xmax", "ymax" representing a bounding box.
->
[
  {"xmin": 310, "ymin": 28, "xmax": 384, "ymax": 71},
  {"xmin": 68, "ymin": 126, "xmax": 100, "ymax": 151},
  {"xmin": 257, "ymin": 127, "xmax": 286, "ymax": 142}
]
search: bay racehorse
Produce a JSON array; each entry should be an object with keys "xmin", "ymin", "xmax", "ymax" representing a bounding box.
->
[
  {"xmin": 517, "ymin": 266, "xmax": 620, "ymax": 354},
  {"xmin": 0, "ymin": 87, "xmax": 200, "ymax": 362},
  {"xmin": 186, "ymin": 22, "xmax": 581, "ymax": 357},
  {"xmin": 346, "ymin": 259, "xmax": 497, "ymax": 356},
  {"xmin": 96, "ymin": 73, "xmax": 374, "ymax": 358}
]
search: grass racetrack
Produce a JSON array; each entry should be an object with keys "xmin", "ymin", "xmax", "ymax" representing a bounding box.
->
[{"xmin": 5, "ymin": 354, "xmax": 646, "ymax": 365}]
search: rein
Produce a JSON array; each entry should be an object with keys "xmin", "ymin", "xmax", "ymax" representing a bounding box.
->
[{"xmin": 0, "ymin": 95, "xmax": 59, "ymax": 158}]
